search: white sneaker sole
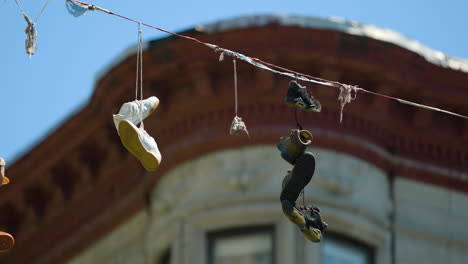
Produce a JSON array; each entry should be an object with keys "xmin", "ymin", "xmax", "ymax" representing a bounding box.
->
[{"xmin": 119, "ymin": 120, "xmax": 160, "ymax": 171}]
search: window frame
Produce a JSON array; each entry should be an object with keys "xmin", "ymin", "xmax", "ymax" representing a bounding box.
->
[
  {"xmin": 322, "ymin": 232, "xmax": 375, "ymax": 264},
  {"xmin": 207, "ymin": 225, "xmax": 276, "ymax": 264}
]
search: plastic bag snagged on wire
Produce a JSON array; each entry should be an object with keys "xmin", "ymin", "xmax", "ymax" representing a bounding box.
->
[
  {"xmin": 65, "ymin": 0, "xmax": 89, "ymax": 17},
  {"xmin": 230, "ymin": 116, "xmax": 249, "ymax": 137}
]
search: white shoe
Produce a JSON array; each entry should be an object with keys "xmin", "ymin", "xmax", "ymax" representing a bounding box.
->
[
  {"xmin": 118, "ymin": 120, "xmax": 161, "ymax": 171},
  {"xmin": 113, "ymin": 96, "xmax": 160, "ymax": 133}
]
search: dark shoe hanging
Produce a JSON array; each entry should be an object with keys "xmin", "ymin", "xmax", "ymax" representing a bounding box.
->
[
  {"xmin": 277, "ymin": 129, "xmax": 313, "ymax": 165},
  {"xmin": 280, "ymin": 152, "xmax": 316, "ymax": 203},
  {"xmin": 280, "ymin": 152, "xmax": 326, "ymax": 242},
  {"xmin": 298, "ymin": 205, "xmax": 328, "ymax": 232},
  {"xmin": 284, "ymin": 80, "xmax": 322, "ymax": 112},
  {"xmin": 281, "ymin": 200, "xmax": 326, "ymax": 242}
]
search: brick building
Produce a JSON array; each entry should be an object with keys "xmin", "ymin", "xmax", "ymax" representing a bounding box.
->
[{"xmin": 1, "ymin": 15, "xmax": 467, "ymax": 264}]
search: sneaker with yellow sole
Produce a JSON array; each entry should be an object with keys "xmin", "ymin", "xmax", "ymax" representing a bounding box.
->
[
  {"xmin": 280, "ymin": 152, "xmax": 327, "ymax": 242},
  {"xmin": 284, "ymin": 80, "xmax": 321, "ymax": 112},
  {"xmin": 118, "ymin": 120, "xmax": 161, "ymax": 171},
  {"xmin": 282, "ymin": 200, "xmax": 326, "ymax": 242}
]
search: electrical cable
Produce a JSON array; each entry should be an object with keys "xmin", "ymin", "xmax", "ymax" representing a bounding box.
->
[{"xmin": 68, "ymin": 0, "xmax": 468, "ymax": 120}]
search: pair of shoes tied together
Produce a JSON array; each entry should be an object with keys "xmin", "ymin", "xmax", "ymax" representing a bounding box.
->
[{"xmin": 113, "ymin": 96, "xmax": 161, "ymax": 171}]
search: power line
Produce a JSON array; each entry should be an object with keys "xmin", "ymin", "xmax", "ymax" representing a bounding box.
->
[{"xmin": 67, "ymin": 0, "xmax": 468, "ymax": 121}]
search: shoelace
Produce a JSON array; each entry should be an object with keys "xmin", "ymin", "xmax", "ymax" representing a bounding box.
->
[
  {"xmin": 127, "ymin": 100, "xmax": 146, "ymax": 130},
  {"xmin": 299, "ymin": 205, "xmax": 327, "ymax": 231},
  {"xmin": 299, "ymin": 205, "xmax": 320, "ymax": 214}
]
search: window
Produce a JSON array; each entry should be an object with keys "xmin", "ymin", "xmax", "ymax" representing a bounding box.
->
[
  {"xmin": 208, "ymin": 226, "xmax": 274, "ymax": 264},
  {"xmin": 322, "ymin": 234, "xmax": 374, "ymax": 264}
]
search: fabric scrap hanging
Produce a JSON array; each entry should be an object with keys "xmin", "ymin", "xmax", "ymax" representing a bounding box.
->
[
  {"xmin": 337, "ymin": 84, "xmax": 358, "ymax": 123},
  {"xmin": 65, "ymin": 0, "xmax": 111, "ymax": 17},
  {"xmin": 230, "ymin": 116, "xmax": 249, "ymax": 137},
  {"xmin": 218, "ymin": 51, "xmax": 225, "ymax": 62},
  {"xmin": 65, "ymin": 0, "xmax": 89, "ymax": 17},
  {"xmin": 14, "ymin": 0, "xmax": 51, "ymax": 57},
  {"xmin": 229, "ymin": 59, "xmax": 249, "ymax": 137},
  {"xmin": 23, "ymin": 16, "xmax": 37, "ymax": 58}
]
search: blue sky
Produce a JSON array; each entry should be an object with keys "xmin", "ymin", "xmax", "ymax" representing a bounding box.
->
[{"xmin": 1, "ymin": 0, "xmax": 468, "ymax": 164}]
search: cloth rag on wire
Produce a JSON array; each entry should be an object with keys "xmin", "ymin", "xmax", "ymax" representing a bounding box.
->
[{"xmin": 230, "ymin": 116, "xmax": 249, "ymax": 137}]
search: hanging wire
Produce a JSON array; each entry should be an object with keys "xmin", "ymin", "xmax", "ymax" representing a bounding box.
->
[
  {"xmin": 135, "ymin": 22, "xmax": 145, "ymax": 129},
  {"xmin": 14, "ymin": 0, "xmax": 51, "ymax": 57},
  {"xmin": 135, "ymin": 27, "xmax": 140, "ymax": 102},
  {"xmin": 14, "ymin": 0, "xmax": 51, "ymax": 22},
  {"xmin": 229, "ymin": 58, "xmax": 249, "ymax": 137},
  {"xmin": 68, "ymin": 0, "xmax": 468, "ymax": 121},
  {"xmin": 14, "ymin": 0, "xmax": 27, "ymax": 19},
  {"xmin": 294, "ymin": 108, "xmax": 303, "ymax": 130},
  {"xmin": 139, "ymin": 23, "xmax": 144, "ymax": 103},
  {"xmin": 136, "ymin": 22, "xmax": 144, "ymax": 101},
  {"xmin": 234, "ymin": 59, "xmax": 238, "ymax": 116},
  {"xmin": 302, "ymin": 188, "xmax": 305, "ymax": 207},
  {"xmin": 294, "ymin": 76, "xmax": 304, "ymax": 129},
  {"xmin": 338, "ymin": 84, "xmax": 358, "ymax": 123}
]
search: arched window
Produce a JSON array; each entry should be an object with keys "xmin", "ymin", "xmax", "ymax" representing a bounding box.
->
[
  {"xmin": 207, "ymin": 226, "xmax": 274, "ymax": 264},
  {"xmin": 322, "ymin": 233, "xmax": 374, "ymax": 264}
]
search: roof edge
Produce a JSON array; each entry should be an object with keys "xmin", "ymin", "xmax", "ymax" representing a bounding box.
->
[
  {"xmin": 95, "ymin": 14, "xmax": 468, "ymax": 84},
  {"xmin": 196, "ymin": 14, "xmax": 468, "ymax": 73}
]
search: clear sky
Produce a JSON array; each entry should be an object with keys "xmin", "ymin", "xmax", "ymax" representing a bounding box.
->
[{"xmin": 1, "ymin": 0, "xmax": 467, "ymax": 164}]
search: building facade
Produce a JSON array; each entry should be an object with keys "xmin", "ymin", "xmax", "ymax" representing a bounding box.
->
[{"xmin": 1, "ymin": 15, "xmax": 467, "ymax": 264}]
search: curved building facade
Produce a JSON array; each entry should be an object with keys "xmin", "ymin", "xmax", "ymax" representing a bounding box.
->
[{"xmin": 1, "ymin": 15, "xmax": 467, "ymax": 264}]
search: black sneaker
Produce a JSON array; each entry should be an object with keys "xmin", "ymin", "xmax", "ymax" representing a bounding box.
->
[
  {"xmin": 281, "ymin": 201, "xmax": 326, "ymax": 242},
  {"xmin": 280, "ymin": 152, "xmax": 316, "ymax": 203},
  {"xmin": 284, "ymin": 80, "xmax": 322, "ymax": 112},
  {"xmin": 299, "ymin": 205, "xmax": 328, "ymax": 232}
]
